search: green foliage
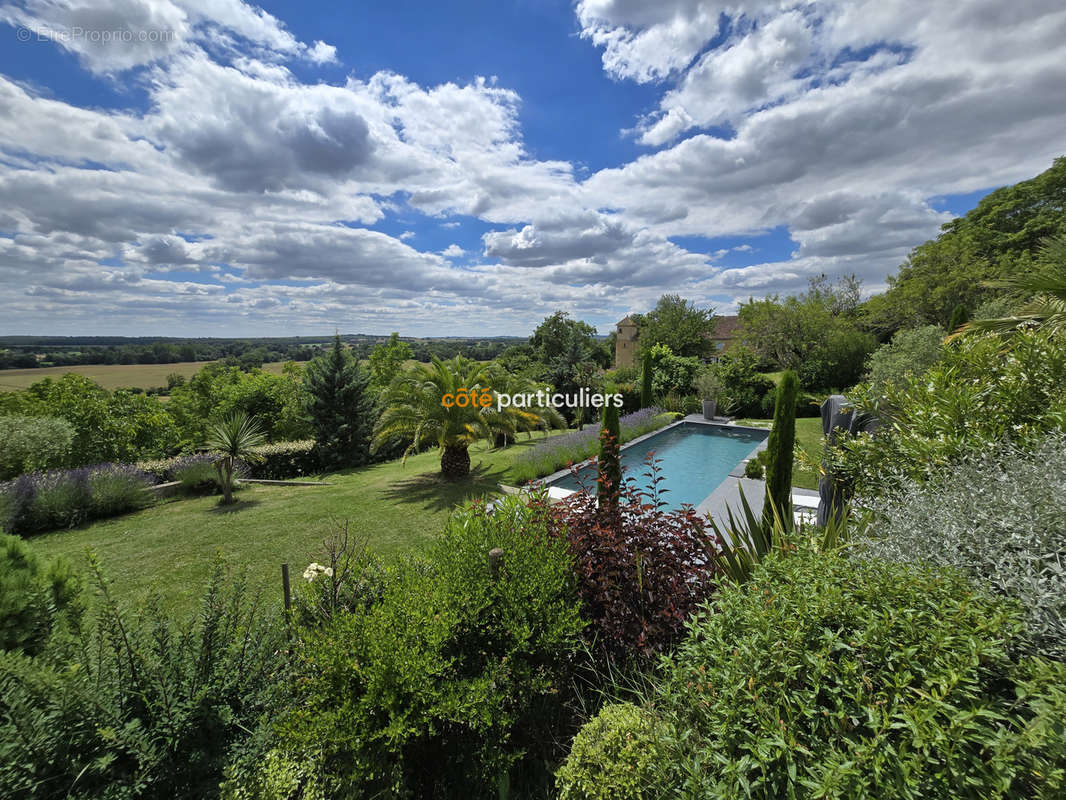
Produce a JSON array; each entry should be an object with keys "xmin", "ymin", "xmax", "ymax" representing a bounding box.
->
[
  {"xmin": 0, "ymin": 415, "xmax": 75, "ymax": 479},
  {"xmin": 597, "ymin": 403, "xmax": 622, "ymax": 511},
  {"xmin": 864, "ymin": 323, "xmax": 946, "ymax": 393},
  {"xmin": 247, "ymin": 440, "xmax": 319, "ymax": 479},
  {"xmin": 712, "ymin": 347, "xmax": 776, "ymax": 417},
  {"xmin": 530, "ymin": 310, "xmax": 599, "ymax": 365},
  {"xmin": 556, "ymin": 702, "xmax": 667, "ymax": 800},
  {"xmin": 739, "ymin": 275, "xmax": 874, "ymax": 390},
  {"xmin": 948, "ymin": 303, "xmax": 971, "ymax": 333},
  {"xmin": 952, "ymin": 233, "xmax": 1066, "ymax": 340},
  {"xmin": 636, "ymin": 295, "xmax": 716, "ymax": 358},
  {"xmin": 168, "ymin": 362, "xmax": 310, "ymax": 447},
  {"xmin": 640, "ymin": 350, "xmax": 653, "ymax": 408},
  {"xmin": 268, "ymin": 497, "xmax": 585, "ymax": 798},
  {"xmin": 743, "ymin": 458, "xmax": 763, "ymax": 479},
  {"xmin": 613, "ymin": 550, "xmax": 1066, "ymax": 799},
  {"xmin": 643, "ymin": 344, "xmax": 702, "ymax": 398},
  {"xmin": 864, "ymin": 156, "xmax": 1066, "ymax": 335},
  {"xmin": 303, "ymin": 335, "xmax": 375, "ymax": 469},
  {"xmin": 761, "ymin": 371, "xmax": 798, "ymax": 524},
  {"xmin": 367, "ymin": 332, "xmax": 413, "ymax": 396},
  {"xmin": 834, "ymin": 328, "xmax": 1066, "ymax": 496},
  {"xmin": 0, "ymin": 534, "xmax": 82, "ymax": 655},
  {"xmin": 693, "ymin": 368, "xmax": 722, "ymax": 400},
  {"xmin": 1, "ymin": 374, "xmax": 181, "ymax": 464},
  {"xmin": 0, "ymin": 558, "xmax": 286, "ymax": 799}
]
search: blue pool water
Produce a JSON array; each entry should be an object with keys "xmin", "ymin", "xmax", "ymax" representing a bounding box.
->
[{"xmin": 546, "ymin": 422, "xmax": 766, "ymax": 510}]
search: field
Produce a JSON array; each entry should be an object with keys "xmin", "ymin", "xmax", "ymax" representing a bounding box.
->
[{"xmin": 0, "ymin": 360, "xmax": 292, "ymax": 391}]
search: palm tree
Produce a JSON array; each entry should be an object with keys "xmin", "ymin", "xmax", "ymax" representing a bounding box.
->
[
  {"xmin": 482, "ymin": 364, "xmax": 565, "ymax": 447},
  {"xmin": 373, "ymin": 355, "xmax": 495, "ymax": 479},
  {"xmin": 949, "ymin": 235, "xmax": 1066, "ymax": 340},
  {"xmin": 206, "ymin": 412, "xmax": 266, "ymax": 504}
]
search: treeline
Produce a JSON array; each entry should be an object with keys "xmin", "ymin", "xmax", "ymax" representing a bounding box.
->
[{"xmin": 0, "ymin": 334, "xmax": 526, "ymax": 371}]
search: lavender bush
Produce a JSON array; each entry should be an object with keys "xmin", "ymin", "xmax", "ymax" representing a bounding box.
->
[
  {"xmin": 511, "ymin": 408, "xmax": 672, "ymax": 483},
  {"xmin": 856, "ymin": 432, "xmax": 1066, "ymax": 659},
  {"xmin": 0, "ymin": 464, "xmax": 155, "ymax": 535}
]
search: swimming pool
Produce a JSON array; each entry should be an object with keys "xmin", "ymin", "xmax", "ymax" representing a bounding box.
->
[{"xmin": 544, "ymin": 422, "xmax": 767, "ymax": 510}]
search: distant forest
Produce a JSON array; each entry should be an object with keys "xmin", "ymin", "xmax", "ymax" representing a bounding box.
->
[{"xmin": 0, "ymin": 334, "xmax": 526, "ymax": 371}]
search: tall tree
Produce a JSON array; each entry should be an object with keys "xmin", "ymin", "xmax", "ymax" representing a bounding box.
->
[
  {"xmin": 367, "ymin": 332, "xmax": 413, "ymax": 396},
  {"xmin": 762, "ymin": 371, "xmax": 799, "ymax": 527},
  {"xmin": 640, "ymin": 350, "xmax": 654, "ymax": 408},
  {"xmin": 638, "ymin": 295, "xmax": 716, "ymax": 358},
  {"xmin": 597, "ymin": 402, "xmax": 622, "ymax": 514},
  {"xmin": 303, "ymin": 335, "xmax": 375, "ymax": 469},
  {"xmin": 530, "ymin": 311, "xmax": 598, "ymax": 365}
]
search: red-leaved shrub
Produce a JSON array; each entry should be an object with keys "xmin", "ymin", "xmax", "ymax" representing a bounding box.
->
[{"xmin": 543, "ymin": 453, "xmax": 720, "ymax": 659}]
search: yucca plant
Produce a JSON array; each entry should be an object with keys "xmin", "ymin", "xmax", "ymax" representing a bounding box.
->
[
  {"xmin": 205, "ymin": 412, "xmax": 266, "ymax": 504},
  {"xmin": 949, "ymin": 234, "xmax": 1066, "ymax": 340}
]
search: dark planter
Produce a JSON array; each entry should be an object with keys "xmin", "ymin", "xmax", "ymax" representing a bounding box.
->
[{"xmin": 702, "ymin": 399, "xmax": 717, "ymax": 419}]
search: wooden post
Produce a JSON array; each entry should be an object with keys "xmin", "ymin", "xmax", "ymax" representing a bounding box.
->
[
  {"xmin": 488, "ymin": 548, "xmax": 504, "ymax": 582},
  {"xmin": 281, "ymin": 563, "xmax": 292, "ymax": 612}
]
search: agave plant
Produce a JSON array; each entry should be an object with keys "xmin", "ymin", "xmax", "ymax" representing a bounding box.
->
[
  {"xmin": 949, "ymin": 234, "xmax": 1066, "ymax": 340},
  {"xmin": 205, "ymin": 412, "xmax": 266, "ymax": 504}
]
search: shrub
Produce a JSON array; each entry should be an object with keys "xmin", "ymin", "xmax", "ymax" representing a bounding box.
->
[
  {"xmin": 556, "ymin": 702, "xmax": 667, "ymax": 800},
  {"xmin": 598, "ymin": 405, "xmax": 622, "ymax": 511},
  {"xmin": 608, "ymin": 550, "xmax": 1065, "ymax": 799},
  {"xmin": 171, "ymin": 452, "xmax": 221, "ymax": 492},
  {"xmin": 641, "ymin": 350, "xmax": 653, "ymax": 408},
  {"xmin": 834, "ymin": 328, "xmax": 1066, "ymax": 496},
  {"xmin": 547, "ymin": 462, "xmax": 720, "ymax": 658},
  {"xmin": 0, "ymin": 415, "xmax": 74, "ymax": 479},
  {"xmin": 0, "ymin": 534, "xmax": 82, "ymax": 655},
  {"xmin": 714, "ymin": 347, "xmax": 776, "ymax": 418},
  {"xmin": 857, "ymin": 433, "xmax": 1066, "ymax": 660},
  {"xmin": 0, "ymin": 464, "xmax": 154, "ymax": 535},
  {"xmin": 743, "ymin": 458, "xmax": 763, "ymax": 479},
  {"xmin": 247, "ymin": 439, "xmax": 319, "ymax": 479},
  {"xmin": 0, "ymin": 558, "xmax": 287, "ymax": 799},
  {"xmin": 267, "ymin": 497, "xmax": 585, "ymax": 798},
  {"xmin": 864, "ymin": 323, "xmax": 946, "ymax": 393}
]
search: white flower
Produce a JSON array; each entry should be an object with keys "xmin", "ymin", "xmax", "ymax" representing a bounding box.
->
[{"xmin": 303, "ymin": 562, "xmax": 329, "ymax": 582}]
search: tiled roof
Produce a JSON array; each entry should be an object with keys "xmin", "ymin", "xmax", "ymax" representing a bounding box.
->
[{"xmin": 709, "ymin": 315, "xmax": 740, "ymax": 340}]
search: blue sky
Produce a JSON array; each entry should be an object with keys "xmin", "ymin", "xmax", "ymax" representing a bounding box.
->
[{"xmin": 0, "ymin": 0, "xmax": 1064, "ymax": 336}]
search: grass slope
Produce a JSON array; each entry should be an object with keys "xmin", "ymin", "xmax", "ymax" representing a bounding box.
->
[
  {"xmin": 735, "ymin": 417, "xmax": 823, "ymax": 490},
  {"xmin": 28, "ymin": 436, "xmax": 542, "ymax": 616}
]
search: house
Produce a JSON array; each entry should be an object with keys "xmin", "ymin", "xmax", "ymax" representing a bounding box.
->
[
  {"xmin": 614, "ymin": 315, "xmax": 639, "ymax": 368},
  {"xmin": 706, "ymin": 315, "xmax": 740, "ymax": 362}
]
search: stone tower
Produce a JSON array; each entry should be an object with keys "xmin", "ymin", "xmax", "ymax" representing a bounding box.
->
[{"xmin": 615, "ymin": 315, "xmax": 638, "ymax": 368}]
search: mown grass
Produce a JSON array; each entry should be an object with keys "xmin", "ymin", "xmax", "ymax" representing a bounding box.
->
[
  {"xmin": 735, "ymin": 416, "xmax": 823, "ymax": 490},
  {"xmin": 27, "ymin": 434, "xmax": 551, "ymax": 616}
]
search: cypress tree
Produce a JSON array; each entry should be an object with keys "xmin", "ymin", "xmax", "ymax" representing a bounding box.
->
[
  {"xmin": 947, "ymin": 304, "xmax": 970, "ymax": 334},
  {"xmin": 303, "ymin": 334, "xmax": 375, "ymax": 469},
  {"xmin": 761, "ymin": 370, "xmax": 799, "ymax": 527},
  {"xmin": 597, "ymin": 402, "xmax": 622, "ymax": 513},
  {"xmin": 640, "ymin": 351, "xmax": 654, "ymax": 409}
]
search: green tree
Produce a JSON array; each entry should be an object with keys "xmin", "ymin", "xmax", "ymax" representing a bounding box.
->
[
  {"xmin": 762, "ymin": 370, "xmax": 799, "ymax": 526},
  {"xmin": 951, "ymin": 234, "xmax": 1066, "ymax": 340},
  {"xmin": 863, "ymin": 156, "xmax": 1066, "ymax": 335},
  {"xmin": 530, "ymin": 311, "xmax": 598, "ymax": 365},
  {"xmin": 947, "ymin": 304, "xmax": 970, "ymax": 335},
  {"xmin": 373, "ymin": 355, "xmax": 494, "ymax": 479},
  {"xmin": 638, "ymin": 295, "xmax": 716, "ymax": 358},
  {"xmin": 865, "ymin": 324, "xmax": 946, "ymax": 394},
  {"xmin": 640, "ymin": 350, "xmax": 653, "ymax": 408},
  {"xmin": 303, "ymin": 336, "xmax": 375, "ymax": 469},
  {"xmin": 206, "ymin": 412, "xmax": 266, "ymax": 505},
  {"xmin": 367, "ymin": 332, "xmax": 413, "ymax": 396},
  {"xmin": 597, "ymin": 402, "xmax": 622, "ymax": 514}
]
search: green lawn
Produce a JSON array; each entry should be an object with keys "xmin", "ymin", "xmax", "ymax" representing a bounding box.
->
[
  {"xmin": 27, "ymin": 436, "xmax": 544, "ymax": 616},
  {"xmin": 735, "ymin": 417, "xmax": 823, "ymax": 490}
]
